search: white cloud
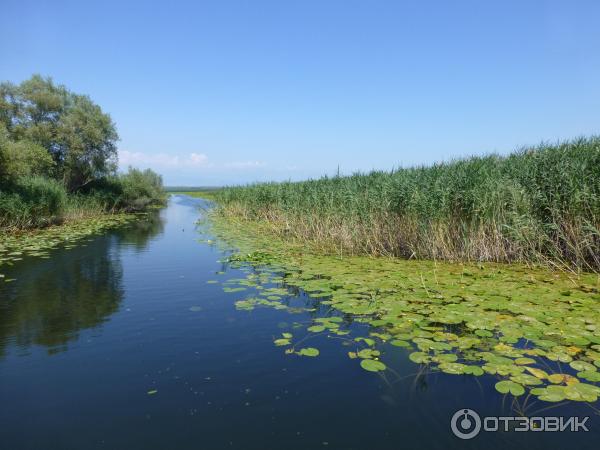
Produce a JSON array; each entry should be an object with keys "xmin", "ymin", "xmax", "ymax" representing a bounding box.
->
[
  {"xmin": 189, "ymin": 153, "xmax": 209, "ymax": 166},
  {"xmin": 119, "ymin": 150, "xmax": 210, "ymax": 169},
  {"xmin": 118, "ymin": 150, "xmax": 266, "ymax": 172},
  {"xmin": 224, "ymin": 160, "xmax": 267, "ymax": 169}
]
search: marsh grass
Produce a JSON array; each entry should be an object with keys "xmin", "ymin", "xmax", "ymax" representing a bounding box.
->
[{"xmin": 214, "ymin": 137, "xmax": 600, "ymax": 271}]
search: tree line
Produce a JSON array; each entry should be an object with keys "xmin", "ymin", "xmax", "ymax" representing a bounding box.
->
[{"xmin": 0, "ymin": 75, "xmax": 165, "ymax": 229}]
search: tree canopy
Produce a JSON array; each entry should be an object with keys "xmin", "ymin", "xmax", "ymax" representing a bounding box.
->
[{"xmin": 0, "ymin": 75, "xmax": 118, "ymax": 190}]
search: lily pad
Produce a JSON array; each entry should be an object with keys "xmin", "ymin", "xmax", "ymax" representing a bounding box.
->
[
  {"xmin": 576, "ymin": 370, "xmax": 600, "ymax": 382},
  {"xmin": 531, "ymin": 385, "xmax": 566, "ymax": 402},
  {"xmin": 357, "ymin": 348, "xmax": 380, "ymax": 359},
  {"xmin": 569, "ymin": 361, "xmax": 596, "ymax": 372},
  {"xmin": 495, "ymin": 380, "xmax": 525, "ymax": 396},
  {"xmin": 390, "ymin": 339, "xmax": 410, "ymax": 348},
  {"xmin": 514, "ymin": 357, "xmax": 536, "ymax": 365},
  {"xmin": 547, "ymin": 373, "xmax": 579, "ymax": 385},
  {"xmin": 463, "ymin": 365, "xmax": 484, "ymax": 376},
  {"xmin": 439, "ymin": 362, "xmax": 467, "ymax": 375},
  {"xmin": 524, "ymin": 367, "xmax": 548, "ymax": 379},
  {"xmin": 509, "ymin": 373, "xmax": 543, "ymax": 386},
  {"xmin": 409, "ymin": 352, "xmax": 430, "ymax": 364},
  {"xmin": 209, "ymin": 212, "xmax": 600, "ymax": 404},
  {"xmin": 564, "ymin": 383, "xmax": 600, "ymax": 402},
  {"xmin": 297, "ymin": 347, "xmax": 319, "ymax": 357},
  {"xmin": 360, "ymin": 359, "xmax": 386, "ymax": 372}
]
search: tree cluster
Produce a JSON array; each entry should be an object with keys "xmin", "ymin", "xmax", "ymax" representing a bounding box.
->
[{"xmin": 0, "ymin": 74, "xmax": 118, "ymax": 190}]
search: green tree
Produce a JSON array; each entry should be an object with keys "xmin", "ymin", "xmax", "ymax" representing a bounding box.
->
[
  {"xmin": 0, "ymin": 75, "xmax": 118, "ymax": 190},
  {"xmin": 119, "ymin": 167, "xmax": 165, "ymax": 210},
  {"xmin": 57, "ymin": 94, "xmax": 118, "ymax": 190},
  {"xmin": 0, "ymin": 124, "xmax": 54, "ymax": 184}
]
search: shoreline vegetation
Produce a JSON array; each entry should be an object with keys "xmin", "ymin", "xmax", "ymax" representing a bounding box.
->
[
  {"xmin": 204, "ymin": 211, "xmax": 600, "ymax": 403},
  {"xmin": 213, "ymin": 137, "xmax": 600, "ymax": 273},
  {"xmin": 0, "ymin": 75, "xmax": 166, "ymax": 233}
]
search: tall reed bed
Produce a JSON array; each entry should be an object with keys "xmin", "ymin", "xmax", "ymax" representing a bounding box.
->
[{"xmin": 215, "ymin": 137, "xmax": 600, "ymax": 271}]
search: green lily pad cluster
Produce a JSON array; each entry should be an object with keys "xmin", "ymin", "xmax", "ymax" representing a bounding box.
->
[
  {"xmin": 271, "ymin": 332, "xmax": 320, "ymax": 357},
  {"xmin": 0, "ymin": 214, "xmax": 136, "ymax": 282},
  {"xmin": 204, "ymin": 214, "xmax": 600, "ymax": 403},
  {"xmin": 348, "ymin": 346, "xmax": 387, "ymax": 372},
  {"xmin": 307, "ymin": 317, "xmax": 349, "ymax": 336}
]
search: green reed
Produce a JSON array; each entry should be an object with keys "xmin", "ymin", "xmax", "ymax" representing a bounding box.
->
[{"xmin": 214, "ymin": 137, "xmax": 600, "ymax": 271}]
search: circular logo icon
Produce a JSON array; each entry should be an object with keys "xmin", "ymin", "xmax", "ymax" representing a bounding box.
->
[{"xmin": 451, "ymin": 408, "xmax": 481, "ymax": 439}]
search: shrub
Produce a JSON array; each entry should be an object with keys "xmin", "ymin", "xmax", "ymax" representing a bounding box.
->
[
  {"xmin": 0, "ymin": 176, "xmax": 67, "ymax": 228},
  {"xmin": 118, "ymin": 168, "xmax": 165, "ymax": 211}
]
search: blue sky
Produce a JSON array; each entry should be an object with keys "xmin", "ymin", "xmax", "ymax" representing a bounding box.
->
[{"xmin": 1, "ymin": 0, "xmax": 599, "ymax": 186}]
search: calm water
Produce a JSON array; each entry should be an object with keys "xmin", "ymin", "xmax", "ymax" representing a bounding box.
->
[{"xmin": 0, "ymin": 195, "xmax": 598, "ymax": 450}]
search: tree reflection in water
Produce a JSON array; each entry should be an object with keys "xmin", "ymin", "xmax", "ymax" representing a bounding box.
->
[{"xmin": 0, "ymin": 211, "xmax": 164, "ymax": 358}]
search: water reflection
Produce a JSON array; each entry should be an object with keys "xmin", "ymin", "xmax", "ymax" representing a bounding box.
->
[
  {"xmin": 115, "ymin": 210, "xmax": 164, "ymax": 250},
  {"xmin": 0, "ymin": 213, "xmax": 163, "ymax": 358}
]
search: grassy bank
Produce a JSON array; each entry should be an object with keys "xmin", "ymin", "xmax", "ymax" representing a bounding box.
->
[{"xmin": 214, "ymin": 137, "xmax": 600, "ymax": 271}]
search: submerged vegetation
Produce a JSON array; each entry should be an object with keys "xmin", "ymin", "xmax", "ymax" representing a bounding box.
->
[
  {"xmin": 204, "ymin": 214, "xmax": 600, "ymax": 404},
  {"xmin": 0, "ymin": 75, "xmax": 165, "ymax": 230},
  {"xmin": 214, "ymin": 137, "xmax": 600, "ymax": 272}
]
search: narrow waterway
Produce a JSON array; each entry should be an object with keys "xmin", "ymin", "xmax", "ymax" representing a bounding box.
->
[{"xmin": 0, "ymin": 195, "xmax": 597, "ymax": 450}]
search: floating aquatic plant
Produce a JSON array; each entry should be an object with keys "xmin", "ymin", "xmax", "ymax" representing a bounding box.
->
[
  {"xmin": 360, "ymin": 359, "xmax": 386, "ymax": 372},
  {"xmin": 203, "ymin": 215, "xmax": 600, "ymax": 403},
  {"xmin": 0, "ymin": 214, "xmax": 137, "ymax": 282},
  {"xmin": 297, "ymin": 347, "xmax": 319, "ymax": 357}
]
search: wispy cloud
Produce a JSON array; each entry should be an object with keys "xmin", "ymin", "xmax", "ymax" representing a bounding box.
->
[
  {"xmin": 118, "ymin": 150, "xmax": 266, "ymax": 171},
  {"xmin": 223, "ymin": 160, "xmax": 266, "ymax": 169},
  {"xmin": 119, "ymin": 150, "xmax": 211, "ymax": 168},
  {"xmin": 189, "ymin": 153, "xmax": 209, "ymax": 166}
]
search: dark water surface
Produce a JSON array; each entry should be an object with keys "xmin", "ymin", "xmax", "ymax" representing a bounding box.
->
[{"xmin": 1, "ymin": 196, "xmax": 598, "ymax": 450}]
